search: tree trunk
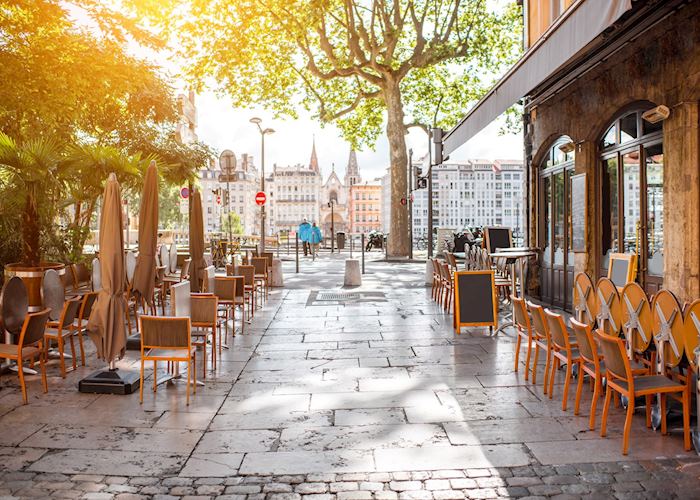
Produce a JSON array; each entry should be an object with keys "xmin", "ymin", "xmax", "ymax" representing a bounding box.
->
[
  {"xmin": 22, "ymin": 184, "xmax": 41, "ymax": 266},
  {"xmin": 384, "ymin": 82, "xmax": 409, "ymax": 258}
]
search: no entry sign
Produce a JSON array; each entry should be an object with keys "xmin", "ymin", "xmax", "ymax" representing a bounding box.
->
[{"xmin": 255, "ymin": 191, "xmax": 267, "ymax": 206}]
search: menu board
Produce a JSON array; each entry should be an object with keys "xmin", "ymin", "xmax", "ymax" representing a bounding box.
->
[
  {"xmin": 571, "ymin": 173, "xmax": 586, "ymax": 252},
  {"xmin": 454, "ymin": 270, "xmax": 498, "ymax": 333}
]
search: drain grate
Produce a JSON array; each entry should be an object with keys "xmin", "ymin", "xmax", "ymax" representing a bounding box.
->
[
  {"xmin": 317, "ymin": 292, "xmax": 360, "ymax": 301},
  {"xmin": 307, "ymin": 290, "xmax": 386, "ymax": 306}
]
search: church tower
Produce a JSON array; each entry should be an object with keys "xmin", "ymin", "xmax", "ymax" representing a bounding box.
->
[
  {"xmin": 344, "ymin": 149, "xmax": 361, "ymax": 186},
  {"xmin": 309, "ymin": 136, "xmax": 320, "ymax": 173}
]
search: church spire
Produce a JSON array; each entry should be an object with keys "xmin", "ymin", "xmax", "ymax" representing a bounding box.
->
[
  {"xmin": 309, "ymin": 135, "xmax": 319, "ymax": 172},
  {"xmin": 344, "ymin": 148, "xmax": 361, "ymax": 186}
]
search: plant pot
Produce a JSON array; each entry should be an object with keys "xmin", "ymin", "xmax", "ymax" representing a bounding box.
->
[{"xmin": 4, "ymin": 262, "xmax": 66, "ymax": 312}]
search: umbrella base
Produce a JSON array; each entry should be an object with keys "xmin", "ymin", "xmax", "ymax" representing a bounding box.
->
[
  {"xmin": 78, "ymin": 368, "xmax": 140, "ymax": 395},
  {"xmin": 125, "ymin": 333, "xmax": 141, "ymax": 351}
]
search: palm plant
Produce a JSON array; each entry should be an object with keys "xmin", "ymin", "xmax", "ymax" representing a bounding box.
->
[{"xmin": 0, "ymin": 133, "xmax": 65, "ymax": 266}]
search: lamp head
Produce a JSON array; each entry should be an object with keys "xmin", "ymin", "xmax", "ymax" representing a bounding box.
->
[
  {"xmin": 249, "ymin": 117, "xmax": 262, "ymax": 125},
  {"xmin": 264, "ymin": 128, "xmax": 275, "ymax": 135}
]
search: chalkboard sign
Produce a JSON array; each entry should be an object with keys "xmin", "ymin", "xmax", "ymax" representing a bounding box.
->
[
  {"xmin": 484, "ymin": 227, "xmax": 512, "ymax": 254},
  {"xmin": 570, "ymin": 173, "xmax": 586, "ymax": 252},
  {"xmin": 454, "ymin": 270, "xmax": 498, "ymax": 333},
  {"xmin": 608, "ymin": 253, "xmax": 637, "ymax": 290}
]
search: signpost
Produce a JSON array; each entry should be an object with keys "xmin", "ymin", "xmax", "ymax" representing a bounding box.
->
[
  {"xmin": 255, "ymin": 191, "xmax": 267, "ymax": 206},
  {"xmin": 180, "ymin": 187, "xmax": 190, "ymax": 199}
]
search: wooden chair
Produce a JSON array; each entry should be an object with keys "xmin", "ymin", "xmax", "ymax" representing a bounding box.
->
[
  {"xmin": 251, "ymin": 257, "xmax": 269, "ymax": 301},
  {"xmin": 544, "ymin": 308, "xmax": 579, "ymax": 411},
  {"xmin": 439, "ymin": 261, "xmax": 454, "ymax": 312},
  {"xmin": 201, "ymin": 265, "xmax": 216, "ymax": 294},
  {"xmin": 225, "ymin": 263, "xmax": 236, "ymax": 276},
  {"xmin": 596, "ymin": 277, "xmax": 622, "ymax": 336},
  {"xmin": 44, "ymin": 297, "xmax": 81, "ymax": 378},
  {"xmin": 190, "ymin": 293, "xmax": 218, "ymax": 377},
  {"xmin": 431, "ymin": 259, "xmax": 442, "ymax": 302},
  {"xmin": 139, "ymin": 315, "xmax": 196, "ymax": 405},
  {"xmin": 527, "ymin": 301, "xmax": 552, "ymax": 392},
  {"xmin": 596, "ymin": 330, "xmax": 690, "ymax": 454},
  {"xmin": 573, "ymin": 272, "xmax": 596, "ymax": 326},
  {"xmin": 239, "ymin": 264, "xmax": 259, "ymax": 311},
  {"xmin": 72, "ymin": 291, "xmax": 98, "ymax": 366},
  {"xmin": 570, "ymin": 318, "xmax": 604, "ymax": 430},
  {"xmin": 70, "ymin": 263, "xmax": 92, "ymax": 292},
  {"xmin": 621, "ymin": 282, "xmax": 655, "ymax": 373},
  {"xmin": 0, "ymin": 309, "xmax": 50, "ymax": 404},
  {"xmin": 263, "ymin": 251, "xmax": 274, "ymax": 287},
  {"xmin": 153, "ymin": 265, "xmax": 167, "ymax": 315},
  {"xmin": 230, "ymin": 276, "xmax": 247, "ymax": 333},
  {"xmin": 214, "ymin": 276, "xmax": 237, "ymax": 342},
  {"xmin": 512, "ymin": 295, "xmax": 533, "ymax": 379}
]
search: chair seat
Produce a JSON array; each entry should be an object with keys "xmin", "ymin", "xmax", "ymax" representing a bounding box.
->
[
  {"xmin": 0, "ymin": 344, "xmax": 41, "ymax": 359},
  {"xmin": 143, "ymin": 347, "xmax": 195, "ymax": 360},
  {"xmin": 616, "ymin": 375, "xmax": 684, "ymax": 393}
]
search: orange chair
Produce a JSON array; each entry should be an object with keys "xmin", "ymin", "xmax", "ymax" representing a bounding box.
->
[
  {"xmin": 570, "ymin": 318, "xmax": 604, "ymax": 429},
  {"xmin": 512, "ymin": 296, "xmax": 533, "ymax": 380},
  {"xmin": 544, "ymin": 309, "xmax": 579, "ymax": 411},
  {"xmin": 45, "ymin": 297, "xmax": 81, "ymax": 377},
  {"xmin": 139, "ymin": 316, "xmax": 196, "ymax": 405},
  {"xmin": 190, "ymin": 293, "xmax": 218, "ymax": 377},
  {"xmin": 596, "ymin": 331, "xmax": 690, "ymax": 455},
  {"xmin": 527, "ymin": 301, "xmax": 552, "ymax": 392},
  {"xmin": 0, "ymin": 309, "xmax": 50, "ymax": 404}
]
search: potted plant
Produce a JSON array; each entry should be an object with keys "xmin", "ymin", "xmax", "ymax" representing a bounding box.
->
[{"xmin": 0, "ymin": 132, "xmax": 68, "ymax": 305}]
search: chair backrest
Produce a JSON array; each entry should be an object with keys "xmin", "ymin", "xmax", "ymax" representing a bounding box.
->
[
  {"xmin": 226, "ymin": 263, "xmax": 236, "ymax": 276},
  {"xmin": 214, "ymin": 276, "xmax": 236, "ymax": 301},
  {"xmin": 251, "ymin": 257, "xmax": 267, "ymax": 275},
  {"xmin": 140, "ymin": 315, "xmax": 191, "ymax": 349},
  {"xmin": 262, "ymin": 252, "xmax": 274, "ymax": 268},
  {"xmin": 202, "ymin": 265, "xmax": 216, "ymax": 293},
  {"xmin": 72, "ymin": 262, "xmax": 92, "ymax": 288},
  {"xmin": 190, "ymin": 293, "xmax": 218, "ymax": 324},
  {"xmin": 92, "ymin": 257, "xmax": 101, "ymax": 291},
  {"xmin": 169, "ymin": 244, "xmax": 178, "ymax": 274},
  {"xmin": 171, "ymin": 280, "xmax": 191, "ymax": 317},
  {"xmin": 61, "ymin": 267, "xmax": 75, "ymax": 291},
  {"xmin": 79, "ymin": 292, "xmax": 99, "ymax": 323},
  {"xmin": 0, "ymin": 276, "xmax": 28, "ymax": 336},
  {"xmin": 239, "ymin": 265, "xmax": 255, "ymax": 287},
  {"xmin": 159, "ymin": 244, "xmax": 169, "ymax": 270},
  {"xmin": 570, "ymin": 317, "xmax": 598, "ymax": 367},
  {"xmin": 125, "ymin": 251, "xmax": 137, "ymax": 285},
  {"xmin": 595, "ymin": 277, "xmax": 622, "ymax": 336},
  {"xmin": 181, "ymin": 258, "xmax": 191, "ymax": 280},
  {"xmin": 544, "ymin": 308, "xmax": 570, "ymax": 351},
  {"xmin": 19, "ymin": 309, "xmax": 51, "ymax": 347},
  {"xmin": 155, "ymin": 265, "xmax": 166, "ymax": 285},
  {"xmin": 573, "ymin": 272, "xmax": 596, "ymax": 326},
  {"xmin": 60, "ymin": 297, "xmax": 82, "ymax": 329},
  {"xmin": 512, "ymin": 296, "xmax": 530, "ymax": 332},
  {"xmin": 596, "ymin": 329, "xmax": 632, "ymax": 382},
  {"xmin": 527, "ymin": 301, "xmax": 549, "ymax": 342},
  {"xmin": 231, "ymin": 276, "xmax": 245, "ymax": 298},
  {"xmin": 42, "ymin": 269, "xmax": 65, "ymax": 322}
]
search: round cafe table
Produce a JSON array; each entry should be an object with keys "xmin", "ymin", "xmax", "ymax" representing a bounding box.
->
[{"xmin": 489, "ymin": 250, "xmax": 536, "ymax": 336}]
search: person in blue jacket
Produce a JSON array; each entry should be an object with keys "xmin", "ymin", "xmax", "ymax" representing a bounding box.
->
[
  {"xmin": 298, "ymin": 218, "xmax": 311, "ymax": 256},
  {"xmin": 310, "ymin": 222, "xmax": 323, "ymax": 257}
]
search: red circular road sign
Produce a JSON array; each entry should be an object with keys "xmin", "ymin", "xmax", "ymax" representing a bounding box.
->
[
  {"xmin": 255, "ymin": 191, "xmax": 267, "ymax": 206},
  {"xmin": 400, "ymin": 197, "xmax": 407, "ymax": 206},
  {"xmin": 180, "ymin": 187, "xmax": 190, "ymax": 199}
]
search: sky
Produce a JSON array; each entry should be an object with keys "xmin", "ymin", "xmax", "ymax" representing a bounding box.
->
[{"xmin": 195, "ymin": 91, "xmax": 524, "ymax": 183}]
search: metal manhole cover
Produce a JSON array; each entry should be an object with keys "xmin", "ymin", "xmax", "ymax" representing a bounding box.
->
[{"xmin": 307, "ymin": 290, "xmax": 387, "ymax": 306}]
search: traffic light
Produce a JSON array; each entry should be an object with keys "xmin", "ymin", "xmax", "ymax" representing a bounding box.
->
[
  {"xmin": 416, "ymin": 177, "xmax": 428, "ymax": 189},
  {"xmin": 431, "ymin": 127, "xmax": 450, "ymax": 165}
]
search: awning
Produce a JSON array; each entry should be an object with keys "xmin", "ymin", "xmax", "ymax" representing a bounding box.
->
[{"xmin": 443, "ymin": 0, "xmax": 632, "ymax": 155}]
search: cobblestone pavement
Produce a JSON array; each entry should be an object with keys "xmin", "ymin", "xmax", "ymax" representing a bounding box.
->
[{"xmin": 0, "ymin": 254, "xmax": 698, "ymax": 498}]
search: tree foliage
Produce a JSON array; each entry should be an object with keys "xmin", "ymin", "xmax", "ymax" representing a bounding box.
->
[{"xmin": 134, "ymin": 0, "xmax": 522, "ymax": 255}]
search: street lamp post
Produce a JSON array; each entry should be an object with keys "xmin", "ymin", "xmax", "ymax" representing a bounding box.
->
[
  {"xmin": 408, "ymin": 148, "xmax": 413, "ymax": 260},
  {"xmin": 328, "ymin": 199, "xmax": 335, "ymax": 253},
  {"xmin": 250, "ymin": 118, "xmax": 275, "ymax": 254}
]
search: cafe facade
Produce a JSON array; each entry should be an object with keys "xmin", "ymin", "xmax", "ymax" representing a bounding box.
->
[{"xmin": 443, "ymin": 0, "xmax": 700, "ymax": 310}]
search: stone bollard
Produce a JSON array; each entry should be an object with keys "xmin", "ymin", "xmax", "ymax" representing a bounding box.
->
[
  {"xmin": 424, "ymin": 259, "xmax": 434, "ymax": 286},
  {"xmin": 344, "ymin": 259, "xmax": 362, "ymax": 286},
  {"xmin": 270, "ymin": 258, "xmax": 284, "ymax": 287}
]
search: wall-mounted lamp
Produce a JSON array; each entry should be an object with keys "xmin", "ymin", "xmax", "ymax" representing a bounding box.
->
[
  {"xmin": 558, "ymin": 141, "xmax": 575, "ymax": 154},
  {"xmin": 642, "ymin": 105, "xmax": 670, "ymax": 124}
]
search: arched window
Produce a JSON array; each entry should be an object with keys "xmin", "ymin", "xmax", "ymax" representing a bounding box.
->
[
  {"xmin": 599, "ymin": 105, "xmax": 663, "ymax": 293},
  {"xmin": 329, "ymin": 190, "xmax": 338, "ymax": 203},
  {"xmin": 539, "ymin": 136, "xmax": 575, "ymax": 308}
]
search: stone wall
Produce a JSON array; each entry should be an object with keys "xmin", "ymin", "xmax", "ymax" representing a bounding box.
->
[{"xmin": 526, "ymin": 1, "xmax": 700, "ymax": 301}]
